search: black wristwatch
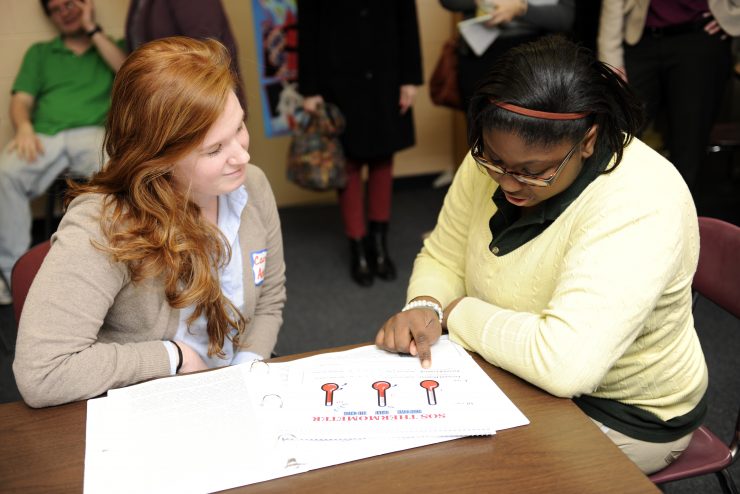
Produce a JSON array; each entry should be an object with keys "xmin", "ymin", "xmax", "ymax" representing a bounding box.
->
[{"xmin": 85, "ymin": 24, "xmax": 102, "ymax": 38}]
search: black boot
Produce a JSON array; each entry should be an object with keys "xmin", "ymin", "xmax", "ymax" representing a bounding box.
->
[
  {"xmin": 369, "ymin": 221, "xmax": 396, "ymax": 281},
  {"xmin": 349, "ymin": 238, "xmax": 374, "ymax": 287}
]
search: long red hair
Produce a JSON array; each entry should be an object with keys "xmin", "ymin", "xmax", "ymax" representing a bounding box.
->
[{"xmin": 67, "ymin": 37, "xmax": 246, "ymax": 358}]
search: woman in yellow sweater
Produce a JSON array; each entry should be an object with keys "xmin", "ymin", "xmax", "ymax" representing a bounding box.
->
[{"xmin": 375, "ymin": 35, "xmax": 707, "ymax": 475}]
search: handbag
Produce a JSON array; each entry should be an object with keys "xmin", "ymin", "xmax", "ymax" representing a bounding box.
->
[
  {"xmin": 286, "ymin": 102, "xmax": 347, "ymax": 191},
  {"xmin": 429, "ymin": 37, "xmax": 462, "ymax": 110}
]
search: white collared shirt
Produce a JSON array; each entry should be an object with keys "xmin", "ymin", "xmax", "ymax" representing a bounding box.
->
[{"xmin": 165, "ymin": 186, "xmax": 262, "ymax": 373}]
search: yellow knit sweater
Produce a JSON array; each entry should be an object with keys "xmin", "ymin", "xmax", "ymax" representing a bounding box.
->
[{"xmin": 409, "ymin": 138, "xmax": 707, "ymax": 421}]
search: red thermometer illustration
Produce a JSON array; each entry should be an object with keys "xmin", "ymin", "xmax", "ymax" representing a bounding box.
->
[
  {"xmin": 372, "ymin": 381, "xmax": 391, "ymax": 407},
  {"xmin": 420, "ymin": 380, "xmax": 439, "ymax": 405},
  {"xmin": 321, "ymin": 383, "xmax": 339, "ymax": 406}
]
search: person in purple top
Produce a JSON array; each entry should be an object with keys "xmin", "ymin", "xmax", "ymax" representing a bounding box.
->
[{"xmin": 598, "ymin": 0, "xmax": 740, "ymax": 191}]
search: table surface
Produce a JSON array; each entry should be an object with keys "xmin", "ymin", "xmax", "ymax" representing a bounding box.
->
[{"xmin": 0, "ymin": 345, "xmax": 659, "ymax": 493}]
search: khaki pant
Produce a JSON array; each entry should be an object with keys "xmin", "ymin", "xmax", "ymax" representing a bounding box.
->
[
  {"xmin": 0, "ymin": 126, "xmax": 105, "ymax": 283},
  {"xmin": 591, "ymin": 418, "xmax": 693, "ymax": 475}
]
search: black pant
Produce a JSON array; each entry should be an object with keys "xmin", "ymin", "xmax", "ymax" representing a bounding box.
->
[{"xmin": 624, "ymin": 29, "xmax": 731, "ymax": 190}]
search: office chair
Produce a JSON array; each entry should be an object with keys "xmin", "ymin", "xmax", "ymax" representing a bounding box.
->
[
  {"xmin": 649, "ymin": 217, "xmax": 740, "ymax": 494},
  {"xmin": 44, "ymin": 179, "xmax": 67, "ymax": 239},
  {"xmin": 707, "ymin": 122, "xmax": 740, "ymax": 181},
  {"xmin": 10, "ymin": 240, "xmax": 51, "ymax": 325}
]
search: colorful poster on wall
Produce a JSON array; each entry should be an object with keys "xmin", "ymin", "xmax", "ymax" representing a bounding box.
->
[{"xmin": 251, "ymin": 0, "xmax": 299, "ymax": 137}]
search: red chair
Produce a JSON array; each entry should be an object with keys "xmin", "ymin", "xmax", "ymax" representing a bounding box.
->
[
  {"xmin": 10, "ymin": 240, "xmax": 51, "ymax": 325},
  {"xmin": 649, "ymin": 217, "xmax": 740, "ymax": 494}
]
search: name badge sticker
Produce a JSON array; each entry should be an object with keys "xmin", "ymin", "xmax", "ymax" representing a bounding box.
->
[{"xmin": 251, "ymin": 249, "xmax": 267, "ymax": 286}]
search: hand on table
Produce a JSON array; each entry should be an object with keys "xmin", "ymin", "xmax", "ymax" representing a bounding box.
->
[
  {"xmin": 174, "ymin": 341, "xmax": 209, "ymax": 374},
  {"xmin": 375, "ymin": 297, "xmax": 444, "ymax": 368}
]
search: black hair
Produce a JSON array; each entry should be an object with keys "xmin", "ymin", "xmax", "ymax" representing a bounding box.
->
[
  {"xmin": 468, "ymin": 35, "xmax": 644, "ymax": 170},
  {"xmin": 39, "ymin": 0, "xmax": 51, "ymax": 16}
]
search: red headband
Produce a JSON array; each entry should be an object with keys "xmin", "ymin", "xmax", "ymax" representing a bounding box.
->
[{"xmin": 493, "ymin": 101, "xmax": 590, "ymax": 120}]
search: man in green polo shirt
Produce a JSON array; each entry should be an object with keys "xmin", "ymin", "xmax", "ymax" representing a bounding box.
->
[{"xmin": 0, "ymin": 0, "xmax": 126, "ymax": 304}]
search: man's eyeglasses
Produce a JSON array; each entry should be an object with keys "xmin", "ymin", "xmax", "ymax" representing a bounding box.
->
[
  {"xmin": 471, "ymin": 133, "xmax": 588, "ymax": 187},
  {"xmin": 49, "ymin": 1, "xmax": 76, "ymax": 16}
]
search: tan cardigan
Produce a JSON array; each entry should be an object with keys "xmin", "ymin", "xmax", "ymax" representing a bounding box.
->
[
  {"xmin": 13, "ymin": 164, "xmax": 286, "ymax": 407},
  {"xmin": 598, "ymin": 0, "xmax": 740, "ymax": 68}
]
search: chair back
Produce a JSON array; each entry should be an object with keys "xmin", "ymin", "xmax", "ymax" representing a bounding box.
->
[
  {"xmin": 693, "ymin": 217, "xmax": 740, "ymax": 319},
  {"xmin": 10, "ymin": 240, "xmax": 52, "ymax": 324}
]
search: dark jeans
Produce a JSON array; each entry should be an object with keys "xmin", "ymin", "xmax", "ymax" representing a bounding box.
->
[{"xmin": 625, "ymin": 28, "xmax": 731, "ymax": 190}]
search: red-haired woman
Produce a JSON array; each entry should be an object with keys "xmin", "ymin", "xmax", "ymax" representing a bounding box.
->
[{"xmin": 14, "ymin": 37, "xmax": 286, "ymax": 408}]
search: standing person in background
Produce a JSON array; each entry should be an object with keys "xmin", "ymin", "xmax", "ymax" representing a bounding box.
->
[
  {"xmin": 13, "ymin": 37, "xmax": 286, "ymax": 408},
  {"xmin": 297, "ymin": 0, "xmax": 423, "ymax": 287},
  {"xmin": 440, "ymin": 0, "xmax": 575, "ymax": 113},
  {"xmin": 598, "ymin": 0, "xmax": 739, "ymax": 191},
  {"xmin": 0, "ymin": 0, "xmax": 126, "ymax": 305},
  {"xmin": 125, "ymin": 0, "xmax": 246, "ymax": 106}
]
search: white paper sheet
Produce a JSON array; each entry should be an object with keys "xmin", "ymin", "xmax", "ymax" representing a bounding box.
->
[
  {"xmin": 273, "ymin": 339, "xmax": 527, "ymax": 438},
  {"xmin": 84, "ymin": 338, "xmax": 528, "ymax": 493},
  {"xmin": 457, "ymin": 0, "xmax": 559, "ymax": 56},
  {"xmin": 85, "ymin": 366, "xmax": 292, "ymax": 494},
  {"xmin": 457, "ymin": 15, "xmax": 499, "ymax": 56}
]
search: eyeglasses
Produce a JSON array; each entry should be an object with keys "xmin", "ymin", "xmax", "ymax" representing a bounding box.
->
[
  {"xmin": 471, "ymin": 133, "xmax": 588, "ymax": 187},
  {"xmin": 49, "ymin": 1, "xmax": 76, "ymax": 16}
]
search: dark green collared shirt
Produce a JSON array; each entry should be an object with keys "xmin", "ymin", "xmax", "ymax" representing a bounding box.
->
[
  {"xmin": 488, "ymin": 148, "xmax": 611, "ymax": 256},
  {"xmin": 574, "ymin": 394, "xmax": 707, "ymax": 442},
  {"xmin": 12, "ymin": 36, "xmax": 124, "ymax": 136}
]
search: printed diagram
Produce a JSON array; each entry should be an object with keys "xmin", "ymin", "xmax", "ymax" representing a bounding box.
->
[
  {"xmin": 321, "ymin": 383, "xmax": 339, "ymax": 406},
  {"xmin": 319, "ymin": 380, "xmax": 441, "ymax": 407},
  {"xmin": 371, "ymin": 381, "xmax": 391, "ymax": 407},
  {"xmin": 282, "ymin": 341, "xmax": 520, "ymax": 439},
  {"xmin": 420, "ymin": 380, "xmax": 439, "ymax": 405}
]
